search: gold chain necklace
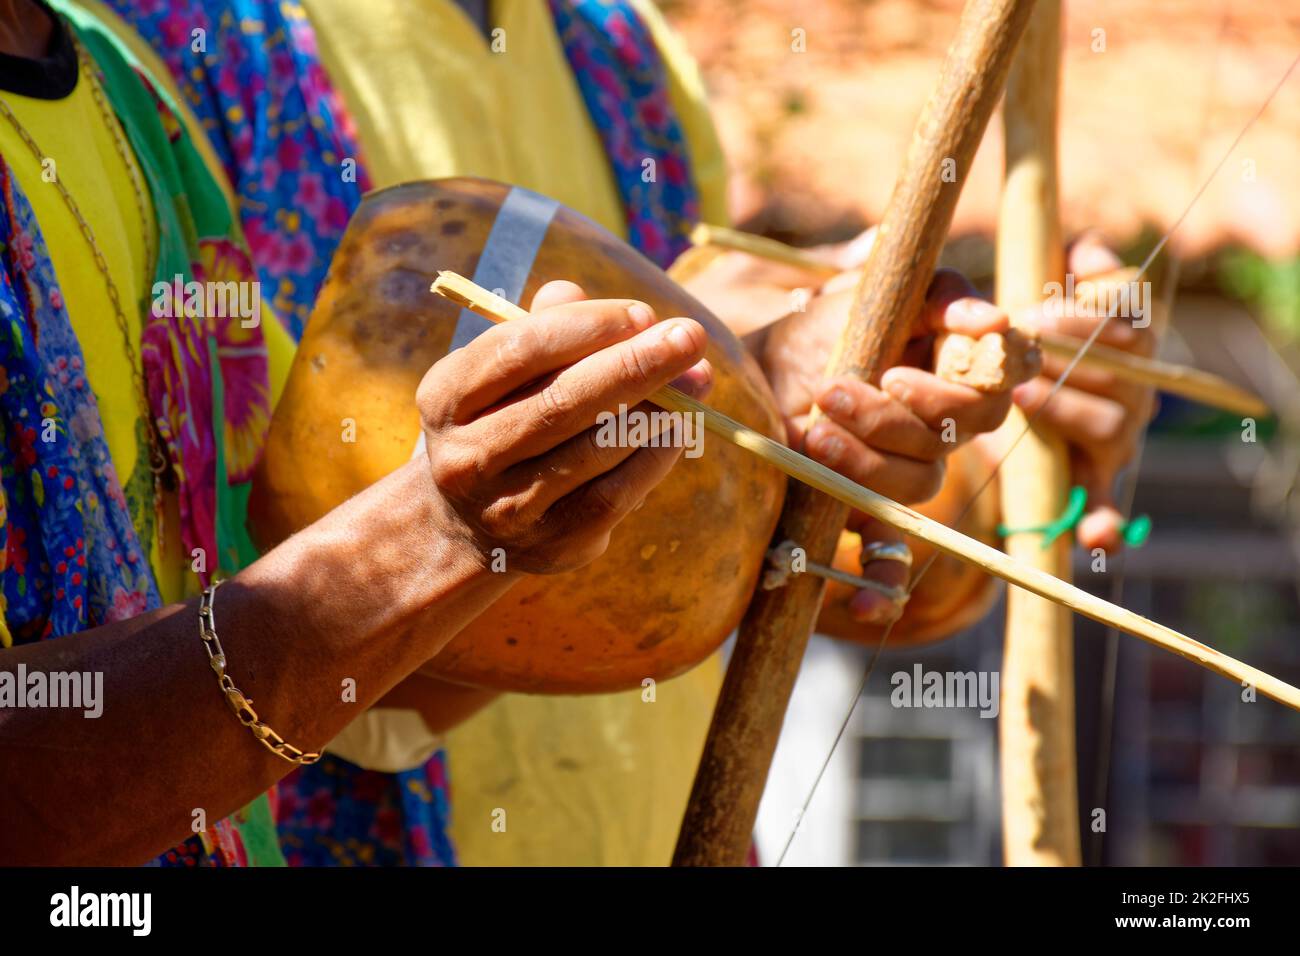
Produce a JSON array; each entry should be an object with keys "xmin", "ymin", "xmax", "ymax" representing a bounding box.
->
[{"xmin": 0, "ymin": 35, "xmax": 171, "ymax": 497}]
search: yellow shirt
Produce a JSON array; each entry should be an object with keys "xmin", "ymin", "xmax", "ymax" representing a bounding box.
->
[
  {"xmin": 301, "ymin": 0, "xmax": 728, "ymax": 866},
  {"xmin": 0, "ymin": 25, "xmax": 296, "ymax": 608},
  {"xmin": 302, "ymin": 0, "xmax": 728, "ymax": 234}
]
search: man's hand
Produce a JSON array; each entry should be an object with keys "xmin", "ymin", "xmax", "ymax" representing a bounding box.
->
[
  {"xmin": 759, "ymin": 269, "xmax": 1017, "ymax": 622},
  {"xmin": 418, "ymin": 280, "xmax": 712, "ymax": 574},
  {"xmin": 680, "ymin": 228, "xmax": 1014, "ymax": 504},
  {"xmin": 980, "ymin": 234, "xmax": 1158, "ymax": 553},
  {"xmin": 761, "ymin": 270, "xmax": 1015, "ymax": 499}
]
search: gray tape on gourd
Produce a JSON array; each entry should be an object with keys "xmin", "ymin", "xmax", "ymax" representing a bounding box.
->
[{"xmin": 412, "ymin": 185, "xmax": 561, "ymax": 460}]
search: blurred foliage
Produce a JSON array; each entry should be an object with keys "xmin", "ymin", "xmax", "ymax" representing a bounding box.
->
[
  {"xmin": 1187, "ymin": 580, "xmax": 1288, "ymax": 655},
  {"xmin": 1216, "ymin": 250, "xmax": 1300, "ymax": 345},
  {"xmin": 782, "ymin": 87, "xmax": 808, "ymax": 115},
  {"xmin": 1162, "ymin": 406, "xmax": 1279, "ymax": 442}
]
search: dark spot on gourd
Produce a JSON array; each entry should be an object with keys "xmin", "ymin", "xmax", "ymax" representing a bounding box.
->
[
  {"xmin": 635, "ymin": 626, "xmax": 673, "ymax": 651},
  {"xmin": 712, "ymin": 552, "xmax": 742, "ymax": 582},
  {"xmin": 378, "ymin": 268, "xmax": 430, "ymax": 306},
  {"xmin": 440, "ymin": 220, "xmax": 466, "ymax": 236},
  {"xmin": 376, "ymin": 229, "xmax": 423, "ymax": 256}
]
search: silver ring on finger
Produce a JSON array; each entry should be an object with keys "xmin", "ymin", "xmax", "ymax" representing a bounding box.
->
[{"xmin": 861, "ymin": 540, "xmax": 913, "ymax": 570}]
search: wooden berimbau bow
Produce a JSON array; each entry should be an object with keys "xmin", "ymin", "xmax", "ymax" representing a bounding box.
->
[
  {"xmin": 994, "ymin": 0, "xmax": 1077, "ymax": 866},
  {"xmin": 431, "ymin": 0, "xmax": 1299, "ymax": 867}
]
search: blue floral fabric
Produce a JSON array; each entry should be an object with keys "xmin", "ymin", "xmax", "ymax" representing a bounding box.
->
[
  {"xmin": 548, "ymin": 0, "xmax": 701, "ymax": 267},
  {"xmin": 0, "ymin": 161, "xmax": 160, "ymax": 644},
  {"xmin": 276, "ymin": 752, "xmax": 458, "ymax": 867},
  {"xmin": 101, "ymin": 0, "xmax": 371, "ymax": 340}
]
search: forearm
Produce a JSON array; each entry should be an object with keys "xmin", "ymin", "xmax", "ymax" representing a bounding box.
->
[
  {"xmin": 379, "ymin": 673, "xmax": 501, "ymax": 735},
  {"xmin": 0, "ymin": 460, "xmax": 518, "ymax": 864}
]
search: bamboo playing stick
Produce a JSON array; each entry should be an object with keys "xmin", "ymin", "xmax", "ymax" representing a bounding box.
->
[
  {"xmin": 690, "ymin": 224, "xmax": 839, "ymax": 277},
  {"xmin": 995, "ymin": 0, "xmax": 1080, "ymax": 867},
  {"xmin": 1035, "ymin": 332, "xmax": 1269, "ymax": 418},
  {"xmin": 430, "ymin": 274, "xmax": 1300, "ymax": 716},
  {"xmin": 688, "ymin": 231, "xmax": 1270, "ymax": 418}
]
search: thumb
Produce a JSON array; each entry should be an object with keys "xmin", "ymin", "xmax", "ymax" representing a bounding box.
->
[{"xmin": 529, "ymin": 279, "xmax": 588, "ymax": 311}]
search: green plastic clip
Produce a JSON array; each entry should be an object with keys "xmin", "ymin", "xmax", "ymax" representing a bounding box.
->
[{"xmin": 998, "ymin": 485, "xmax": 1151, "ymax": 550}]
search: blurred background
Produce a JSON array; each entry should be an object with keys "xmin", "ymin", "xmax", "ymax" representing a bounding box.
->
[{"xmin": 659, "ymin": 0, "xmax": 1300, "ymax": 865}]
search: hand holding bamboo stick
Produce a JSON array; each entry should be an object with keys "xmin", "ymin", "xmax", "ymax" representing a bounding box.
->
[
  {"xmin": 431, "ymin": 270, "xmax": 1300, "ymax": 714},
  {"xmin": 687, "ymin": 225, "xmax": 1269, "ymax": 418}
]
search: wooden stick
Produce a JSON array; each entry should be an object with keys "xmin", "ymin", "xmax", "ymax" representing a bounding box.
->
[
  {"xmin": 995, "ymin": 0, "xmax": 1080, "ymax": 867},
  {"xmin": 690, "ymin": 231, "xmax": 1270, "ymax": 418},
  {"xmin": 689, "ymin": 224, "xmax": 840, "ymax": 278},
  {"xmin": 1036, "ymin": 332, "xmax": 1270, "ymax": 418},
  {"xmin": 675, "ymin": 0, "xmax": 1041, "ymax": 868},
  {"xmin": 431, "ymin": 270, "xmax": 1300, "ymax": 718},
  {"xmin": 666, "ymin": 242, "xmax": 728, "ymax": 285}
]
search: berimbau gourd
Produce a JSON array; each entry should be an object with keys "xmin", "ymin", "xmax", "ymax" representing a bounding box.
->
[{"xmin": 250, "ymin": 177, "xmax": 981, "ymax": 694}]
